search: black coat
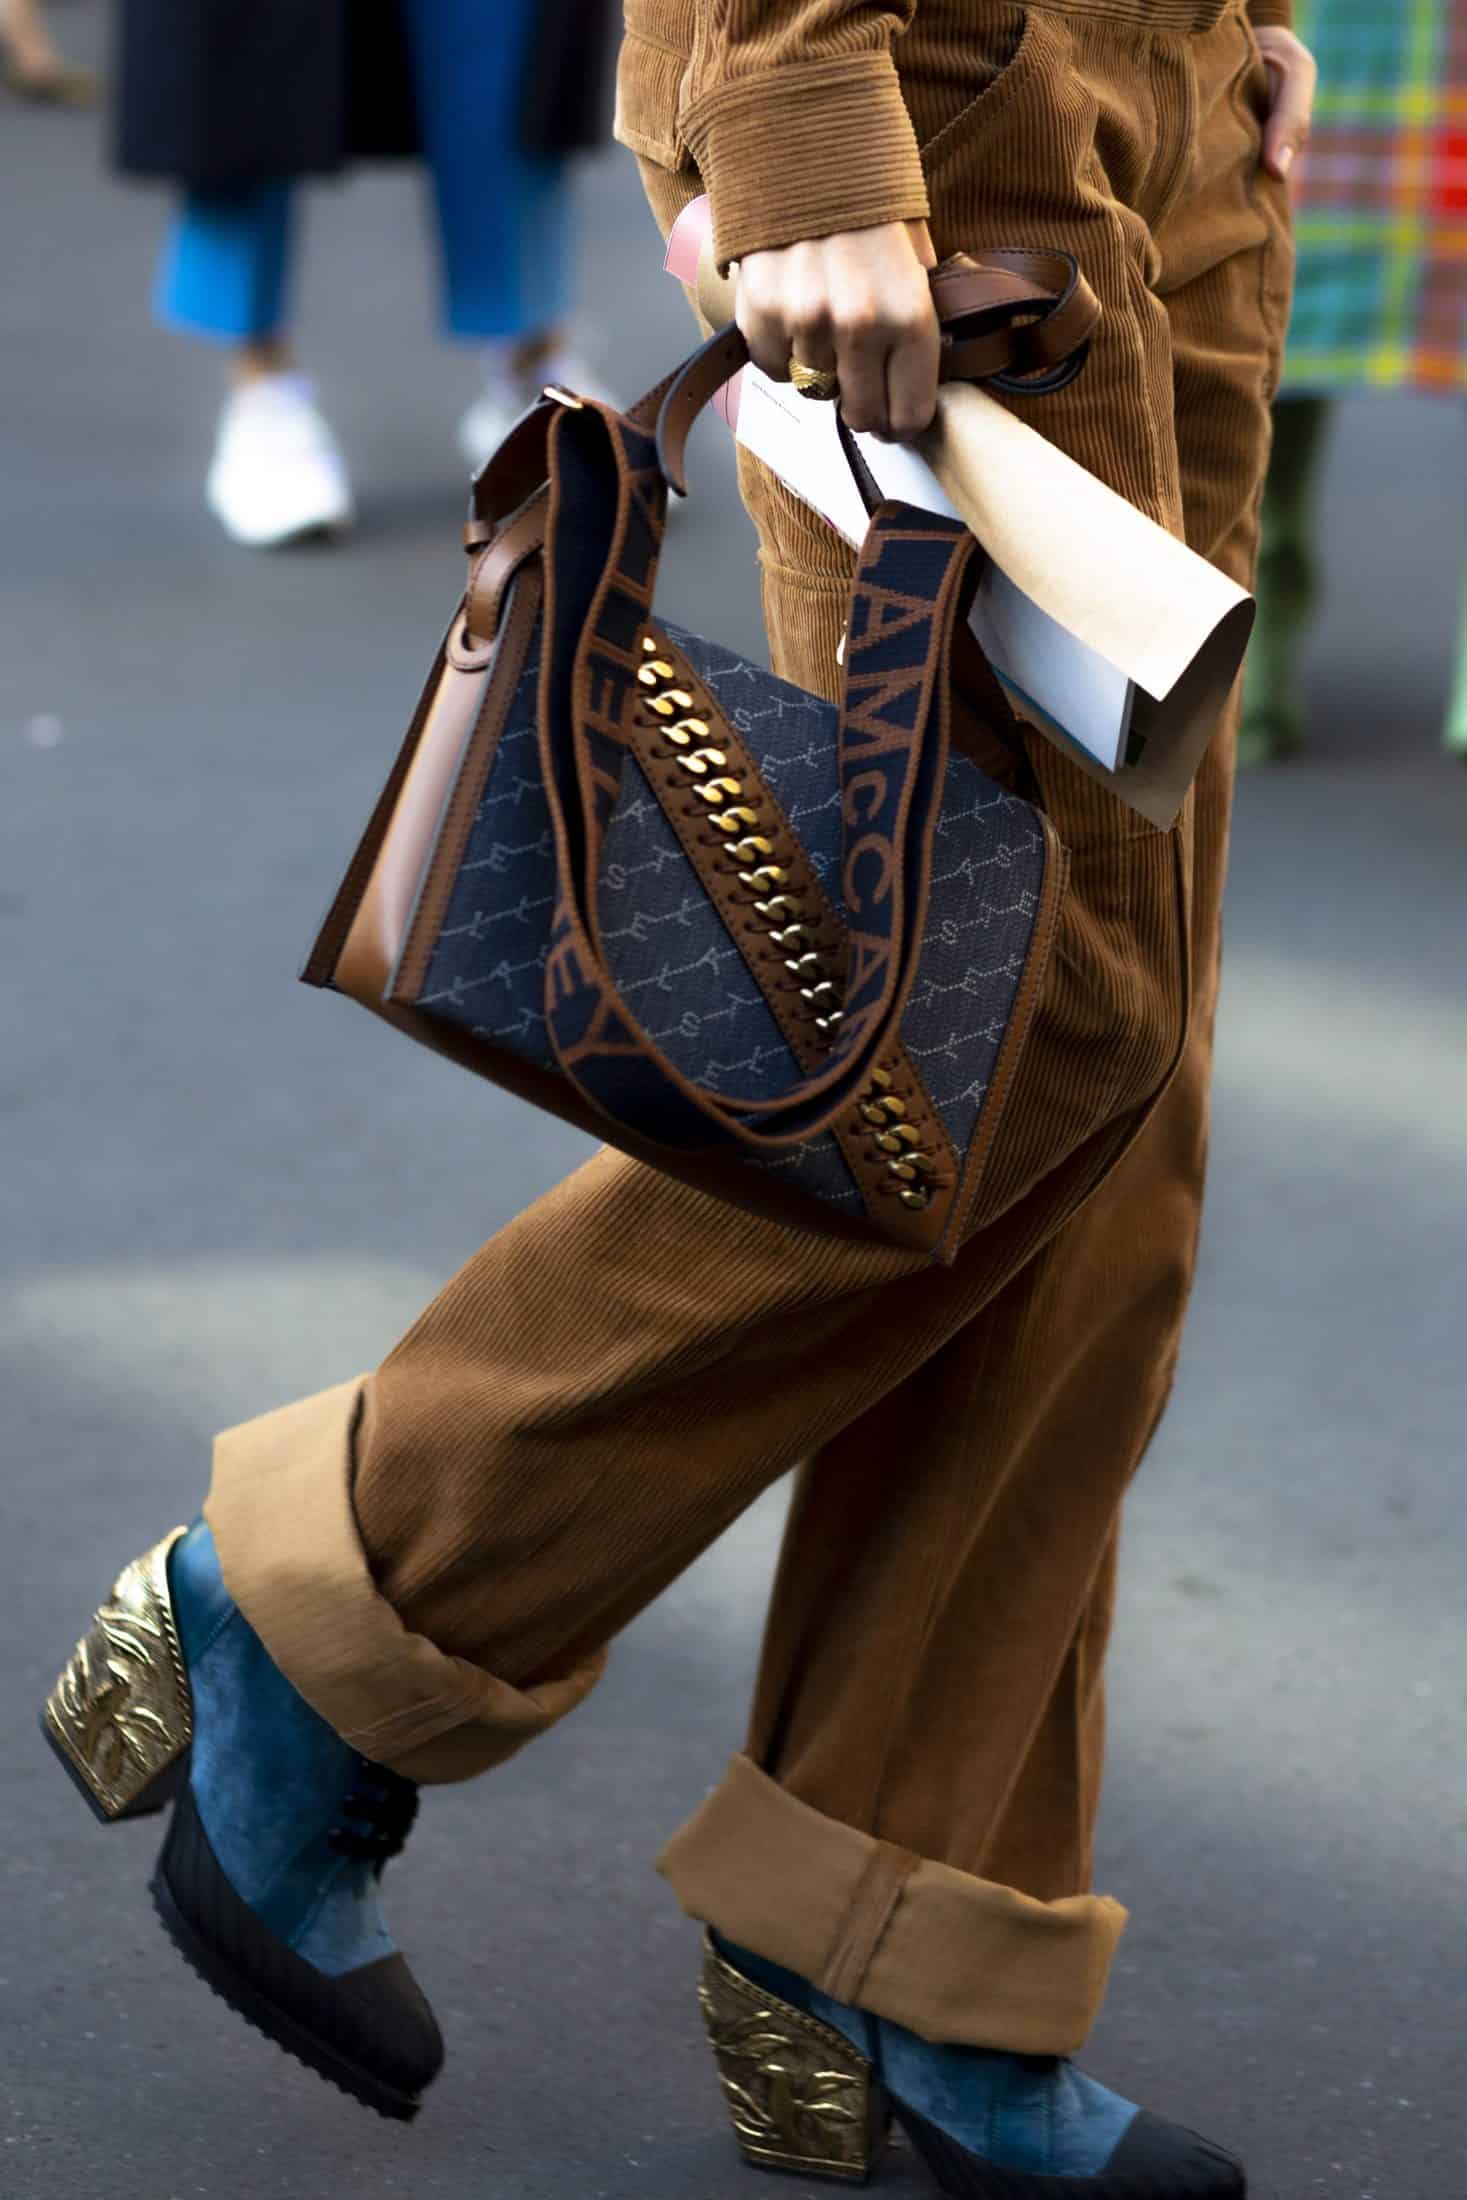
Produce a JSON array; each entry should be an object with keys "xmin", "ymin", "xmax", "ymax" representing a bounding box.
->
[{"xmin": 113, "ymin": 0, "xmax": 616, "ymax": 191}]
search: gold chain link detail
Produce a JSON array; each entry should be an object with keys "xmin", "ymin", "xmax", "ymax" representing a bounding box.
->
[
  {"xmin": 858, "ymin": 1065, "xmax": 942, "ymax": 1211},
  {"xmin": 636, "ymin": 636, "xmax": 949, "ymax": 1213},
  {"xmin": 638, "ymin": 634, "xmax": 846, "ymax": 1038}
]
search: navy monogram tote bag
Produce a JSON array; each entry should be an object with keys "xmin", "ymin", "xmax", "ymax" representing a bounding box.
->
[{"xmin": 304, "ymin": 254, "xmax": 1098, "ymax": 1262}]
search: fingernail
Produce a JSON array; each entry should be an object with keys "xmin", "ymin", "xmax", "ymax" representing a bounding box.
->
[{"xmin": 1278, "ymin": 145, "xmax": 1295, "ymax": 175}]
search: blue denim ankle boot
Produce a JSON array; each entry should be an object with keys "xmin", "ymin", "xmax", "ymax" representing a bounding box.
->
[
  {"xmin": 43, "ymin": 1522, "xmax": 442, "ymax": 2118},
  {"xmin": 701, "ymin": 1934, "xmax": 1244, "ymax": 2197}
]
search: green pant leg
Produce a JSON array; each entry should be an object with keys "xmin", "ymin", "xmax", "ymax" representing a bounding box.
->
[
  {"xmin": 1446, "ymin": 547, "xmax": 1467, "ymax": 757},
  {"xmin": 1239, "ymin": 394, "xmax": 1333, "ymax": 767}
]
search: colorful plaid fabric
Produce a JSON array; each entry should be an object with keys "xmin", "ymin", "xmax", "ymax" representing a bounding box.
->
[{"xmin": 1283, "ymin": 0, "xmax": 1467, "ymax": 392}]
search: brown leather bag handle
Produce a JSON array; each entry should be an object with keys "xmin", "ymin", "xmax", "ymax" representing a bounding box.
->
[
  {"xmin": 461, "ymin": 247, "xmax": 1098, "ymax": 635},
  {"xmin": 653, "ymin": 247, "xmax": 1099, "ymax": 492},
  {"xmin": 932, "ymin": 247, "xmax": 1099, "ymax": 389}
]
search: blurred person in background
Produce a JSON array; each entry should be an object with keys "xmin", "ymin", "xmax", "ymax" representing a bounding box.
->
[
  {"xmin": 1242, "ymin": 0, "xmax": 1467, "ymax": 763},
  {"xmin": 0, "ymin": 0, "xmax": 94, "ymax": 101},
  {"xmin": 114, "ymin": 0, "xmax": 615, "ymax": 546}
]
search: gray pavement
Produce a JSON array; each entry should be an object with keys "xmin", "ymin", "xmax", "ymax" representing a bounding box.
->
[{"xmin": 4, "ymin": 14, "xmax": 1466, "ymax": 2198}]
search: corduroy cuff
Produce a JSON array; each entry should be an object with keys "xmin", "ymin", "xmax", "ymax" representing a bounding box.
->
[
  {"xmin": 1247, "ymin": 1, "xmax": 1294, "ymax": 29},
  {"xmin": 207, "ymin": 1377, "xmax": 606, "ymax": 1784},
  {"xmin": 681, "ymin": 51, "xmax": 930, "ymax": 270},
  {"xmin": 659, "ymin": 1754, "xmax": 1128, "ymax": 2056}
]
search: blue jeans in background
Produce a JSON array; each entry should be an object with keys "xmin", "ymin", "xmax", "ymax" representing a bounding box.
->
[{"xmin": 156, "ymin": 0, "xmax": 571, "ymax": 345}]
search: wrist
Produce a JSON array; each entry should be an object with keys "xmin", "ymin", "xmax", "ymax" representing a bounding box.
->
[{"xmin": 685, "ymin": 52, "xmax": 930, "ymax": 271}]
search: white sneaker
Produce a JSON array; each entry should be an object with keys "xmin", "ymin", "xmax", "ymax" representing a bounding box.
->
[
  {"xmin": 205, "ymin": 374, "xmax": 354, "ymax": 548},
  {"xmin": 456, "ymin": 345, "xmax": 619, "ymax": 476}
]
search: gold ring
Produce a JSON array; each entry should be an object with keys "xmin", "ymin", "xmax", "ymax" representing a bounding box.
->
[{"xmin": 789, "ymin": 357, "xmax": 840, "ymax": 403}]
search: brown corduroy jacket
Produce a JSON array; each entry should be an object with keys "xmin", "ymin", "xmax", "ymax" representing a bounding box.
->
[{"xmin": 615, "ymin": 0, "xmax": 1294, "ymax": 268}]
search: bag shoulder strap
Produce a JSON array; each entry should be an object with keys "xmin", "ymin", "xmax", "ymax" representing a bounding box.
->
[{"xmin": 532, "ymin": 400, "xmax": 981, "ymax": 1153}]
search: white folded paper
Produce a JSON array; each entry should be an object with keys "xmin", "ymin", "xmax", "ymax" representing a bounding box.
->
[
  {"xmin": 733, "ymin": 369, "xmax": 1139, "ymax": 773},
  {"xmin": 667, "ymin": 198, "xmax": 1254, "ymax": 828}
]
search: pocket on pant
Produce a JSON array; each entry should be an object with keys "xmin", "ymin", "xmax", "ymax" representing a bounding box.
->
[{"xmin": 916, "ymin": 5, "xmax": 1058, "ymax": 183}]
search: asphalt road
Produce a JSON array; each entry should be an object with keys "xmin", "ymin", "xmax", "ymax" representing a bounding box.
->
[{"xmin": 3, "ymin": 15, "xmax": 1466, "ymax": 2199}]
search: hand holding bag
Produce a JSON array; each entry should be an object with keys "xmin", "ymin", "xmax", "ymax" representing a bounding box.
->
[{"xmin": 304, "ymin": 254, "xmax": 1099, "ymax": 1262}]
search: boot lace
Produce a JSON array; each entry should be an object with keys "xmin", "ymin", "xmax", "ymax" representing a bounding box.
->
[{"xmin": 328, "ymin": 1759, "xmax": 419, "ymax": 1867}]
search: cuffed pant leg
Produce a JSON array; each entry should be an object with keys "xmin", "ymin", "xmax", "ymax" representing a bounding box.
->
[
  {"xmin": 208, "ymin": 1145, "xmax": 919, "ymax": 1784},
  {"xmin": 661, "ymin": 1757, "xmax": 1125, "ymax": 2058},
  {"xmin": 206, "ymin": 1376, "xmax": 607, "ymax": 1781}
]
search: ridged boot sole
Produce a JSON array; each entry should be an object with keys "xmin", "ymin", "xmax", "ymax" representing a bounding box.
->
[
  {"xmin": 150, "ymin": 1787, "xmax": 439, "ymax": 2120},
  {"xmin": 41, "ymin": 1529, "xmax": 193, "ymax": 1822},
  {"xmin": 699, "ymin": 1936, "xmax": 891, "ymax": 2184}
]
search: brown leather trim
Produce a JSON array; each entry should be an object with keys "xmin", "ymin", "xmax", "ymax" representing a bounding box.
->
[
  {"xmin": 333, "ymin": 598, "xmax": 517, "ymax": 1009},
  {"xmin": 464, "ymin": 494, "xmax": 548, "ymax": 647},
  {"xmin": 391, "ymin": 569, "xmax": 544, "ymax": 1003},
  {"xmin": 931, "ymin": 248, "xmax": 1100, "ymax": 375},
  {"xmin": 467, "ymin": 400, "xmax": 555, "ymax": 529},
  {"xmin": 941, "ymin": 330, "xmax": 1041, "ymax": 383},
  {"xmin": 974, "ymin": 248, "xmax": 1100, "ymax": 360},
  {"xmin": 928, "ymin": 263, "xmax": 1055, "ymax": 319},
  {"xmin": 301, "ymin": 620, "xmax": 457, "ymax": 991},
  {"xmin": 940, "ymin": 810, "xmax": 1070, "ymax": 1262},
  {"xmin": 652, "ymin": 323, "xmax": 749, "ymax": 496}
]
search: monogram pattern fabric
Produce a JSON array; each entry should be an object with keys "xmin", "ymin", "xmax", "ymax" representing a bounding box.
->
[
  {"xmin": 417, "ymin": 653, "xmax": 557, "ymax": 1067},
  {"xmin": 668, "ymin": 631, "xmax": 1046, "ymax": 1166},
  {"xmin": 418, "ymin": 617, "xmax": 1045, "ymax": 1203}
]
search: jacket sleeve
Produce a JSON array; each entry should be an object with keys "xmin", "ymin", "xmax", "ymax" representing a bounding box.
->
[
  {"xmin": 681, "ymin": 1, "xmax": 930, "ymax": 269},
  {"xmin": 1247, "ymin": 1, "xmax": 1295, "ymax": 28}
]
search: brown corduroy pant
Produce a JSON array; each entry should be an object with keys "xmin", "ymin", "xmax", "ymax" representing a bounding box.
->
[{"xmin": 207, "ymin": 0, "xmax": 1290, "ymax": 2060}]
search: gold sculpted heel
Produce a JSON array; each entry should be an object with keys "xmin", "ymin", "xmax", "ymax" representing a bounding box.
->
[
  {"xmin": 41, "ymin": 1528, "xmax": 193, "ymax": 1823},
  {"xmin": 699, "ymin": 1934, "xmax": 891, "ymax": 2184}
]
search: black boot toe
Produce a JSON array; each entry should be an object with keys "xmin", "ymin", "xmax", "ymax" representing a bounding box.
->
[
  {"xmin": 153, "ymin": 1786, "xmax": 444, "ymax": 2119},
  {"xmin": 1104, "ymin": 2110, "xmax": 1246, "ymax": 2196},
  {"xmin": 893, "ymin": 2099, "xmax": 1246, "ymax": 2198}
]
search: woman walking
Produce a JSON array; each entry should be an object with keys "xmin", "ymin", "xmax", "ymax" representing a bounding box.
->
[{"xmin": 45, "ymin": 1, "xmax": 1313, "ymax": 2191}]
